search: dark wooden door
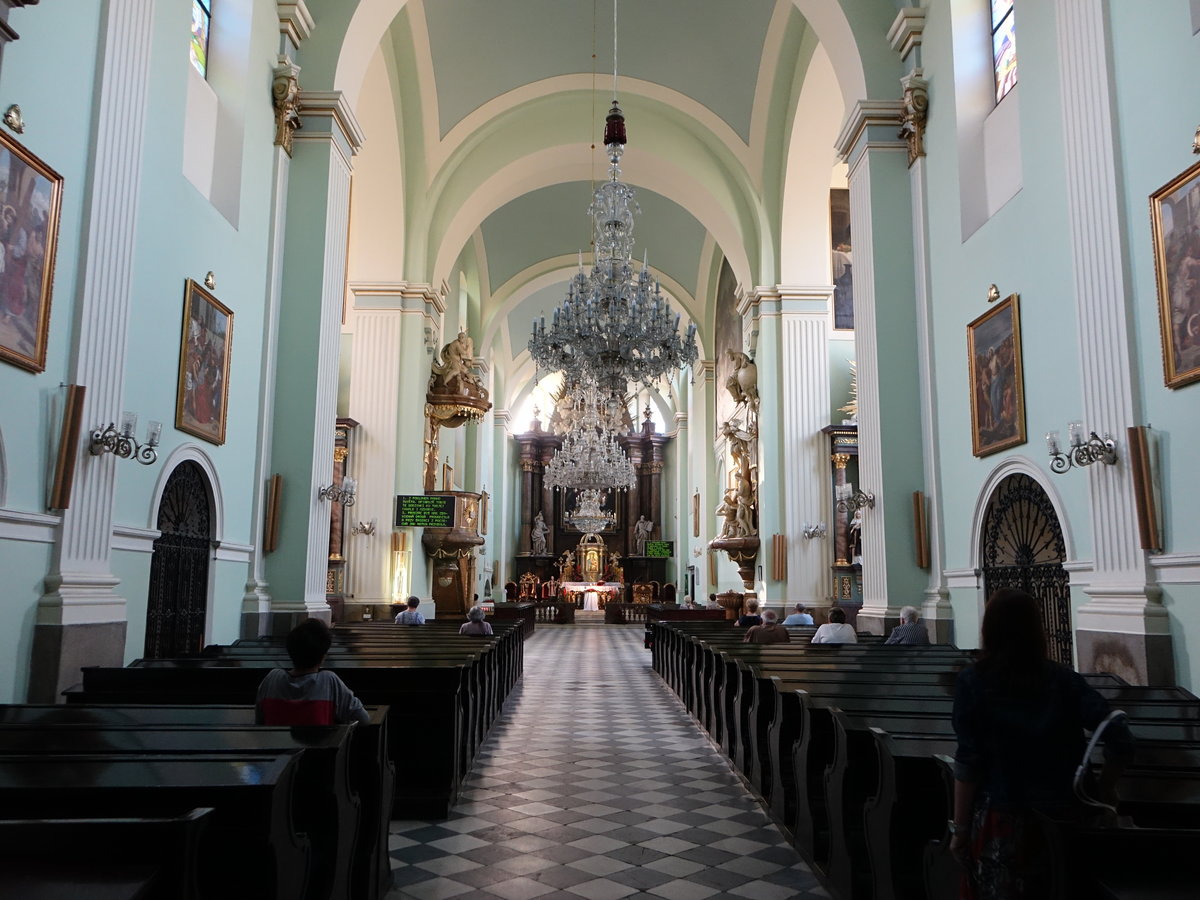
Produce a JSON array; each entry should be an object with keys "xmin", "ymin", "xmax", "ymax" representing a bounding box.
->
[{"xmin": 145, "ymin": 461, "xmax": 212, "ymax": 658}]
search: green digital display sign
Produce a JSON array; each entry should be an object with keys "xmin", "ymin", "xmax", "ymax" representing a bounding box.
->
[
  {"xmin": 644, "ymin": 540, "xmax": 674, "ymax": 558},
  {"xmin": 394, "ymin": 494, "xmax": 456, "ymax": 528}
]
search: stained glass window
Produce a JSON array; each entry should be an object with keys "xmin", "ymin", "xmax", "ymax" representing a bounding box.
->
[
  {"xmin": 991, "ymin": 0, "xmax": 1017, "ymax": 103},
  {"xmin": 190, "ymin": 0, "xmax": 212, "ymax": 79}
]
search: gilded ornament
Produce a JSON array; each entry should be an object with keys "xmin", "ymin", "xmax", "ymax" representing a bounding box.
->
[
  {"xmin": 272, "ymin": 56, "xmax": 302, "ymax": 155},
  {"xmin": 898, "ymin": 71, "xmax": 928, "ymax": 167},
  {"xmin": 3, "ymin": 104, "xmax": 25, "ymax": 134}
]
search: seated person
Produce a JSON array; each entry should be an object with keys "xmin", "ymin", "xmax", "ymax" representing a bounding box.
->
[
  {"xmin": 811, "ymin": 607, "xmax": 857, "ymax": 644},
  {"xmin": 885, "ymin": 605, "xmax": 930, "ymax": 645},
  {"xmin": 735, "ymin": 599, "xmax": 762, "ymax": 628},
  {"xmin": 395, "ymin": 595, "xmax": 425, "ymax": 625},
  {"xmin": 782, "ymin": 603, "xmax": 814, "ymax": 626},
  {"xmin": 256, "ymin": 618, "xmax": 369, "ymax": 725},
  {"xmin": 459, "ymin": 605, "xmax": 494, "ymax": 636},
  {"xmin": 743, "ymin": 610, "xmax": 791, "ymax": 644}
]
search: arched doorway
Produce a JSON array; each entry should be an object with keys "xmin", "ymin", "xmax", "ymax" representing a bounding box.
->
[
  {"xmin": 980, "ymin": 472, "xmax": 1073, "ymax": 666},
  {"xmin": 145, "ymin": 461, "xmax": 213, "ymax": 658}
]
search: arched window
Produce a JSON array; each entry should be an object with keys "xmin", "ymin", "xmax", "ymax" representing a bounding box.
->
[
  {"xmin": 992, "ymin": 1, "xmax": 1018, "ymax": 103},
  {"xmin": 190, "ymin": 1, "xmax": 212, "ymax": 78}
]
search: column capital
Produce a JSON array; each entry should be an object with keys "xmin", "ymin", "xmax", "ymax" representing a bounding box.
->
[
  {"xmin": 887, "ymin": 7, "xmax": 926, "ymax": 63},
  {"xmin": 278, "ymin": 1, "xmax": 314, "ymax": 53},
  {"xmin": 835, "ymin": 100, "xmax": 906, "ymax": 169},
  {"xmin": 752, "ymin": 285, "xmax": 834, "ymax": 317},
  {"xmin": 296, "ymin": 90, "xmax": 365, "ymax": 161}
]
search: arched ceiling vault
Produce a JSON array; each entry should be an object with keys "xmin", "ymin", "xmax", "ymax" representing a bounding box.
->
[{"xmin": 323, "ymin": 0, "xmax": 901, "ymax": 410}]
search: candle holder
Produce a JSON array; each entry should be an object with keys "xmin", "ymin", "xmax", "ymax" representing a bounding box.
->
[
  {"xmin": 89, "ymin": 412, "xmax": 161, "ymax": 466},
  {"xmin": 319, "ymin": 476, "xmax": 357, "ymax": 507},
  {"xmin": 1046, "ymin": 422, "xmax": 1117, "ymax": 474}
]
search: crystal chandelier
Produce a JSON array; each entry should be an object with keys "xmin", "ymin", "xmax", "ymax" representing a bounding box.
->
[
  {"xmin": 566, "ymin": 488, "xmax": 616, "ymax": 535},
  {"xmin": 527, "ymin": 1, "xmax": 697, "ymax": 391},
  {"xmin": 550, "ymin": 380, "xmax": 630, "ymax": 436},
  {"xmin": 543, "ymin": 422, "xmax": 636, "ymax": 492}
]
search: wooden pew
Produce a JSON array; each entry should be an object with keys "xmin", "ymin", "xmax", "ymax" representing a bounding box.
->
[
  {"xmin": 0, "ymin": 753, "xmax": 307, "ymax": 900},
  {"xmin": 0, "ymin": 704, "xmax": 393, "ymax": 900},
  {"xmin": 68, "ymin": 660, "xmax": 464, "ymax": 819},
  {"xmin": 0, "ymin": 724, "xmax": 356, "ymax": 900},
  {"xmin": 0, "ymin": 807, "xmax": 213, "ymax": 900}
]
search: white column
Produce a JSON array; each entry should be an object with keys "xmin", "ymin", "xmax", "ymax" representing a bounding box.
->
[
  {"xmin": 1053, "ymin": 0, "xmax": 1171, "ymax": 683},
  {"xmin": 31, "ymin": 0, "xmax": 156, "ymax": 701},
  {"xmin": 778, "ymin": 288, "xmax": 834, "ymax": 610},
  {"xmin": 344, "ymin": 307, "xmax": 403, "ymax": 605}
]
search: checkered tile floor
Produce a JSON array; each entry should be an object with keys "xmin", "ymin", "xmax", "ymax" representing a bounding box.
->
[{"xmin": 386, "ymin": 624, "xmax": 829, "ymax": 899}]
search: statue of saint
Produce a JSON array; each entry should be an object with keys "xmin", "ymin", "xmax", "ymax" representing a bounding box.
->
[
  {"xmin": 431, "ymin": 329, "xmax": 480, "ymax": 393},
  {"xmin": 849, "ymin": 508, "xmax": 863, "ymax": 565},
  {"xmin": 716, "ymin": 489, "xmax": 739, "ymax": 538},
  {"xmin": 531, "ymin": 511, "xmax": 549, "ymax": 556},
  {"xmin": 634, "ymin": 516, "xmax": 654, "ymax": 555}
]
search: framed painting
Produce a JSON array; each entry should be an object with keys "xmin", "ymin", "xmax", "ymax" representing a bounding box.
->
[
  {"xmin": 967, "ymin": 294, "xmax": 1026, "ymax": 457},
  {"xmin": 176, "ymin": 279, "xmax": 233, "ymax": 444},
  {"xmin": 0, "ymin": 131, "xmax": 63, "ymax": 373},
  {"xmin": 1150, "ymin": 159, "xmax": 1200, "ymax": 388}
]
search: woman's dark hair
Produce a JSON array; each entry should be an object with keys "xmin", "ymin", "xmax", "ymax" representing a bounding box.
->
[
  {"xmin": 406, "ymin": 596, "xmax": 421, "ymax": 609},
  {"xmin": 979, "ymin": 588, "xmax": 1047, "ymax": 685},
  {"xmin": 287, "ymin": 618, "xmax": 332, "ymax": 669},
  {"xmin": 828, "ymin": 607, "xmax": 846, "ymax": 624}
]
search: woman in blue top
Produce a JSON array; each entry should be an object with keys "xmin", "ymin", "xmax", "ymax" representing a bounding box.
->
[{"xmin": 950, "ymin": 589, "xmax": 1133, "ymax": 898}]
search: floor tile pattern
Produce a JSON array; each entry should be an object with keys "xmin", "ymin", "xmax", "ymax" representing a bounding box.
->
[{"xmin": 386, "ymin": 625, "xmax": 828, "ymax": 899}]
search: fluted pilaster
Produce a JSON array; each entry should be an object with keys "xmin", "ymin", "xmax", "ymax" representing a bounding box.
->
[{"xmin": 1053, "ymin": 0, "xmax": 1170, "ymax": 681}]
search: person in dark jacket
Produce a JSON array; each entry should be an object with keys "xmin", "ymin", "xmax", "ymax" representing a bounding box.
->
[{"xmin": 950, "ymin": 589, "xmax": 1133, "ymax": 898}]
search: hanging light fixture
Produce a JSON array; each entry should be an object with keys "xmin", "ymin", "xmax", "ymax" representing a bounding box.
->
[
  {"xmin": 528, "ymin": 0, "xmax": 697, "ymax": 392},
  {"xmin": 543, "ymin": 422, "xmax": 636, "ymax": 492},
  {"xmin": 566, "ymin": 488, "xmax": 617, "ymax": 535}
]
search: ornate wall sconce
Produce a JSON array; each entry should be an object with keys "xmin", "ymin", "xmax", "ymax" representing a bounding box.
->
[
  {"xmin": 835, "ymin": 489, "xmax": 875, "ymax": 513},
  {"xmin": 319, "ymin": 476, "xmax": 357, "ymax": 507},
  {"xmin": 802, "ymin": 523, "xmax": 827, "ymax": 540},
  {"xmin": 90, "ymin": 412, "xmax": 161, "ymax": 465},
  {"xmin": 1046, "ymin": 423, "xmax": 1117, "ymax": 474},
  {"xmin": 351, "ymin": 518, "xmax": 377, "ymax": 536}
]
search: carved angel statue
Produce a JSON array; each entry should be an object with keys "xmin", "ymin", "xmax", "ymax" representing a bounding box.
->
[
  {"xmin": 724, "ymin": 350, "xmax": 759, "ymax": 409},
  {"xmin": 431, "ymin": 329, "xmax": 482, "ymax": 393}
]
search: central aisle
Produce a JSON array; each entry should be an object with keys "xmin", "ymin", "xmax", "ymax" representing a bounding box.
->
[{"xmin": 387, "ymin": 625, "xmax": 828, "ymax": 899}]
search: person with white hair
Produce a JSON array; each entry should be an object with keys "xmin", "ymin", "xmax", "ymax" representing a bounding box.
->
[
  {"xmin": 743, "ymin": 609, "xmax": 790, "ymax": 644},
  {"xmin": 459, "ymin": 605, "xmax": 493, "ymax": 636},
  {"xmin": 884, "ymin": 605, "xmax": 930, "ymax": 645}
]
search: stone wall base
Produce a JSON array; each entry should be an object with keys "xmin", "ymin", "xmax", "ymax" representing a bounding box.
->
[
  {"xmin": 28, "ymin": 620, "xmax": 127, "ymax": 703},
  {"xmin": 1076, "ymin": 629, "xmax": 1175, "ymax": 686}
]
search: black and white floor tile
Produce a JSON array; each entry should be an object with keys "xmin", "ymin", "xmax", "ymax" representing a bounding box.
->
[{"xmin": 387, "ymin": 624, "xmax": 829, "ymax": 899}]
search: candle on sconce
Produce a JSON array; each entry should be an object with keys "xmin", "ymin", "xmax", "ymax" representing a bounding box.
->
[
  {"xmin": 120, "ymin": 411, "xmax": 137, "ymax": 438},
  {"xmin": 1068, "ymin": 421, "xmax": 1084, "ymax": 447},
  {"xmin": 146, "ymin": 421, "xmax": 162, "ymax": 447},
  {"xmin": 1045, "ymin": 431, "xmax": 1061, "ymax": 456}
]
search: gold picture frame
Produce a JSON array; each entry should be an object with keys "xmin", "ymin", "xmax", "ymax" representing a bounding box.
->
[
  {"xmin": 175, "ymin": 278, "xmax": 233, "ymax": 445},
  {"xmin": 0, "ymin": 131, "xmax": 63, "ymax": 373},
  {"xmin": 967, "ymin": 293, "xmax": 1026, "ymax": 457},
  {"xmin": 1150, "ymin": 159, "xmax": 1200, "ymax": 388}
]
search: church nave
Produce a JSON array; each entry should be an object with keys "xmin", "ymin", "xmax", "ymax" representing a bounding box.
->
[{"xmin": 386, "ymin": 626, "xmax": 826, "ymax": 900}]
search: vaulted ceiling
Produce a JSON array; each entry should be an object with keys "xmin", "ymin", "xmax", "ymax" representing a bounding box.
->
[{"xmin": 345, "ymin": 0, "xmax": 850, "ymax": 408}]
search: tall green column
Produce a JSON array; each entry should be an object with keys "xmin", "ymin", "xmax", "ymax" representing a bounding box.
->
[
  {"xmin": 834, "ymin": 101, "xmax": 925, "ymax": 634},
  {"xmin": 264, "ymin": 93, "xmax": 363, "ymax": 628}
]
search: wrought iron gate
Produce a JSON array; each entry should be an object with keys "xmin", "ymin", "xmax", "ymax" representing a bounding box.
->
[
  {"xmin": 980, "ymin": 473, "xmax": 1073, "ymax": 667},
  {"xmin": 145, "ymin": 461, "xmax": 212, "ymax": 658}
]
